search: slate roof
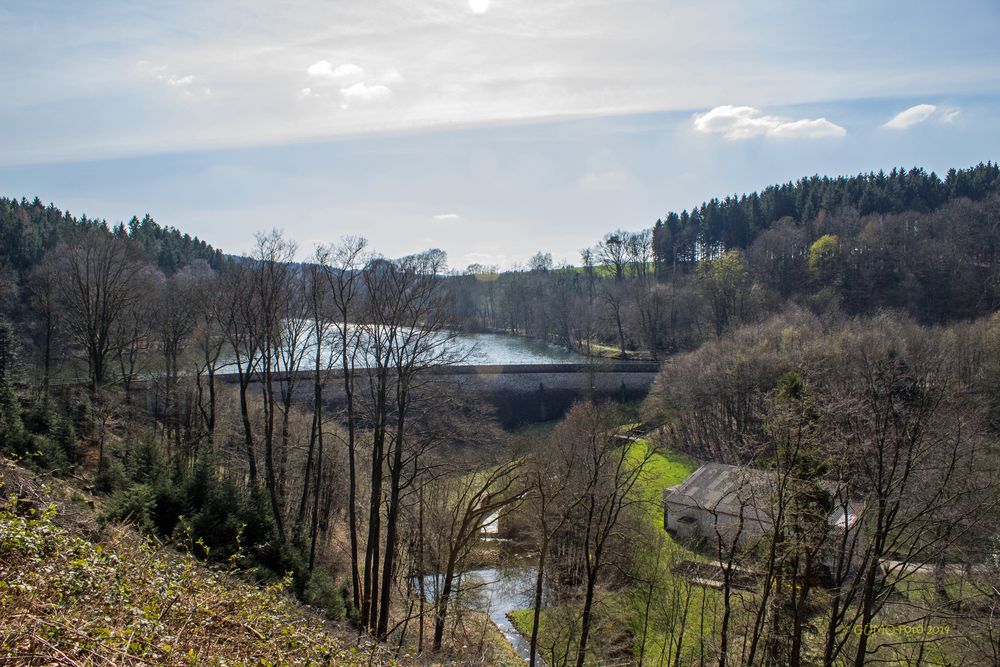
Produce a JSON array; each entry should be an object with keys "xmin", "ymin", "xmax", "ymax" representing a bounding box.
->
[
  {"xmin": 664, "ymin": 463, "xmax": 774, "ymax": 519},
  {"xmin": 665, "ymin": 462, "xmax": 862, "ymax": 529}
]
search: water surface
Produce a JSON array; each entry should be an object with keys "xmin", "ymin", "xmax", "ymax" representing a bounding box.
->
[
  {"xmin": 450, "ymin": 333, "xmax": 590, "ymax": 365},
  {"xmin": 421, "ymin": 565, "xmax": 539, "ymax": 663}
]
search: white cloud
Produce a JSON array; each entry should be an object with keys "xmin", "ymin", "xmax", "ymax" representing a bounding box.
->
[
  {"xmin": 306, "ymin": 61, "xmax": 393, "ymax": 105},
  {"xmin": 135, "ymin": 61, "xmax": 207, "ymax": 97},
  {"xmin": 432, "ymin": 213, "xmax": 460, "ymax": 220},
  {"xmin": 883, "ymin": 103, "xmax": 936, "ymax": 129},
  {"xmin": 883, "ymin": 103, "xmax": 960, "ymax": 129},
  {"xmin": 307, "ymin": 61, "xmax": 364, "ymax": 80},
  {"xmin": 692, "ymin": 105, "xmax": 846, "ymax": 140},
  {"xmin": 469, "ymin": 0, "xmax": 490, "ymax": 14},
  {"xmin": 767, "ymin": 117, "xmax": 846, "ymax": 139},
  {"xmin": 340, "ymin": 81, "xmax": 392, "ymax": 102},
  {"xmin": 331, "ymin": 64, "xmax": 363, "ymax": 79}
]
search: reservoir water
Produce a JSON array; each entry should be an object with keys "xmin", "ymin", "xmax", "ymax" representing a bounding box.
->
[
  {"xmin": 234, "ymin": 328, "xmax": 594, "ymax": 372},
  {"xmin": 449, "ymin": 332, "xmax": 589, "ymax": 365}
]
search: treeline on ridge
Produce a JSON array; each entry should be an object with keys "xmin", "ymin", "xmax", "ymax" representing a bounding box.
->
[
  {"xmin": 449, "ymin": 162, "xmax": 1000, "ymax": 357},
  {"xmin": 0, "ymin": 196, "xmax": 223, "ymax": 279}
]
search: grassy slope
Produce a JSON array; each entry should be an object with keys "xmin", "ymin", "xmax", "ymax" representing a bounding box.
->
[
  {"xmin": 626, "ymin": 440, "xmax": 699, "ymax": 529},
  {"xmin": 0, "ymin": 460, "xmax": 402, "ymax": 667},
  {"xmin": 580, "ymin": 341, "xmax": 653, "ymax": 361},
  {"xmin": 617, "ymin": 441, "xmax": 721, "ymax": 666}
]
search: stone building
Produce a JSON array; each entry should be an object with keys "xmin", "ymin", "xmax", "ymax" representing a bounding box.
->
[{"xmin": 663, "ymin": 463, "xmax": 861, "ymax": 549}]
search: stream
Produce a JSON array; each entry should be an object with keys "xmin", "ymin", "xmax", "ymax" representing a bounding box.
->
[{"xmin": 421, "ymin": 565, "xmax": 540, "ymax": 662}]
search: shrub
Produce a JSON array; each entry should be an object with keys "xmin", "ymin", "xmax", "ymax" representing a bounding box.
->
[
  {"xmin": 0, "ymin": 476, "xmax": 400, "ymax": 666},
  {"xmin": 104, "ymin": 482, "xmax": 157, "ymax": 533},
  {"xmin": 47, "ymin": 413, "xmax": 78, "ymax": 465},
  {"xmin": 303, "ymin": 570, "xmax": 348, "ymax": 620},
  {"xmin": 93, "ymin": 457, "xmax": 127, "ymax": 494}
]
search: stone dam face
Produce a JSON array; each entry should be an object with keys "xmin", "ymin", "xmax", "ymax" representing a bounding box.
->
[{"xmin": 215, "ymin": 362, "xmax": 660, "ymax": 427}]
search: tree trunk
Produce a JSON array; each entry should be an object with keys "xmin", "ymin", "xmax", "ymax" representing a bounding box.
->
[
  {"xmin": 417, "ymin": 485, "xmax": 425, "ymax": 654},
  {"xmin": 309, "ymin": 389, "xmax": 324, "ymax": 571},
  {"xmin": 279, "ymin": 392, "xmax": 292, "ymax": 497},
  {"xmin": 432, "ymin": 557, "xmax": 458, "ymax": 652},
  {"xmin": 207, "ymin": 365, "xmax": 216, "ymax": 438},
  {"xmin": 614, "ymin": 307, "xmax": 627, "ymax": 359},
  {"xmin": 529, "ymin": 534, "xmax": 549, "ymax": 667},
  {"xmin": 363, "ymin": 370, "xmax": 388, "ymax": 631},
  {"xmin": 236, "ymin": 360, "xmax": 258, "ymax": 485},
  {"xmin": 296, "ymin": 371, "xmax": 319, "ymax": 534},
  {"xmin": 343, "ymin": 331, "xmax": 361, "ymax": 611},
  {"xmin": 261, "ymin": 350, "xmax": 285, "ymax": 541},
  {"xmin": 575, "ymin": 565, "xmax": 599, "ymax": 667},
  {"xmin": 42, "ymin": 317, "xmax": 52, "ymax": 399},
  {"xmin": 377, "ymin": 390, "xmax": 407, "ymax": 638}
]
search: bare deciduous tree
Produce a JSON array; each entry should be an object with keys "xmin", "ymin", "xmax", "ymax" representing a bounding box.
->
[
  {"xmin": 316, "ymin": 235, "xmax": 368, "ymax": 608},
  {"xmin": 428, "ymin": 458, "xmax": 523, "ymax": 652},
  {"xmin": 51, "ymin": 228, "xmax": 146, "ymax": 393}
]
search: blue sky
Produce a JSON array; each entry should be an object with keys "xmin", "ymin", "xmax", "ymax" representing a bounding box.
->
[{"xmin": 1, "ymin": 1, "xmax": 999, "ymax": 268}]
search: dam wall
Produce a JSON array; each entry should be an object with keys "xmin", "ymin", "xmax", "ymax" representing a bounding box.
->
[{"xmin": 213, "ymin": 362, "xmax": 661, "ymax": 426}]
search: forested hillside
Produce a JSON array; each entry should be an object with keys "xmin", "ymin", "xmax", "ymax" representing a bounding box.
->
[
  {"xmin": 0, "ymin": 225, "xmax": 525, "ymax": 665},
  {"xmin": 651, "ymin": 163, "xmax": 1000, "ymax": 268},
  {"xmin": 450, "ymin": 163, "xmax": 1000, "ymax": 356},
  {"xmin": 0, "ymin": 196, "xmax": 223, "ymax": 279}
]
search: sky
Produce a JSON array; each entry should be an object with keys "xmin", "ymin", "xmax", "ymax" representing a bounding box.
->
[{"xmin": 1, "ymin": 0, "xmax": 999, "ymax": 268}]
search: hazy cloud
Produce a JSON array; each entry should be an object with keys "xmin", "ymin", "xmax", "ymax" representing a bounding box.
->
[
  {"xmin": 693, "ymin": 105, "xmax": 846, "ymax": 140},
  {"xmin": 340, "ymin": 81, "xmax": 392, "ymax": 102},
  {"xmin": 432, "ymin": 213, "xmax": 460, "ymax": 220},
  {"xmin": 381, "ymin": 69, "xmax": 403, "ymax": 83},
  {"xmin": 135, "ymin": 61, "xmax": 208, "ymax": 97},
  {"xmin": 883, "ymin": 103, "xmax": 960, "ymax": 129},
  {"xmin": 307, "ymin": 61, "xmax": 364, "ymax": 80},
  {"xmin": 305, "ymin": 61, "xmax": 397, "ymax": 105},
  {"xmin": 3, "ymin": 1, "xmax": 997, "ymax": 166}
]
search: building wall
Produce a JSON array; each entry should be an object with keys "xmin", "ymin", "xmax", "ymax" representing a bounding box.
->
[{"xmin": 665, "ymin": 500, "xmax": 772, "ymax": 546}]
